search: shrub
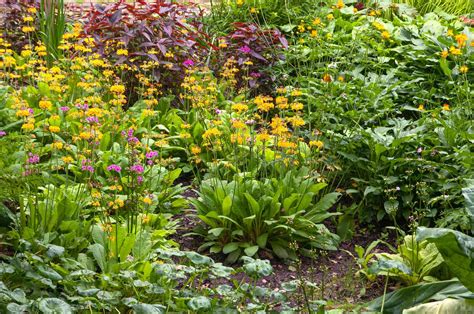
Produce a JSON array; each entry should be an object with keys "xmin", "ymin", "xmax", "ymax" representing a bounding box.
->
[{"xmin": 81, "ymin": 0, "xmax": 213, "ymax": 104}]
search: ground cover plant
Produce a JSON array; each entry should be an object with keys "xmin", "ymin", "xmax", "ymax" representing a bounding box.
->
[{"xmin": 0, "ymin": 0, "xmax": 473, "ymax": 312}]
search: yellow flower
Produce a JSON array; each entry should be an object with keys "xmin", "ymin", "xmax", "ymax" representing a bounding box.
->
[
  {"xmin": 231, "ymin": 103, "xmax": 248, "ymax": 113},
  {"xmin": 460, "ymin": 65, "xmax": 468, "ymax": 74},
  {"xmin": 62, "ymin": 156, "xmax": 74, "ymax": 164},
  {"xmin": 110, "ymin": 84, "xmax": 125, "ymax": 93},
  {"xmin": 418, "ymin": 104, "xmax": 424, "ymax": 111},
  {"xmin": 202, "ymin": 127, "xmax": 222, "ymax": 140},
  {"xmin": 181, "ymin": 123, "xmax": 191, "ymax": 129},
  {"xmin": 455, "ymin": 33, "xmax": 468, "ymax": 47},
  {"xmin": 117, "ymin": 49, "xmax": 128, "ymax": 56},
  {"xmin": 23, "ymin": 16, "xmax": 34, "ymax": 22},
  {"xmin": 49, "ymin": 126, "xmax": 60, "ymax": 133},
  {"xmin": 191, "ymin": 146, "xmax": 201, "ymax": 155},
  {"xmin": 442, "ymin": 103, "xmax": 450, "ymax": 111},
  {"xmin": 447, "ymin": 29, "xmax": 454, "ymax": 37},
  {"xmin": 311, "ymin": 30, "xmax": 318, "ymax": 38},
  {"xmin": 22, "ymin": 26, "xmax": 35, "ymax": 33},
  {"xmin": 291, "ymin": 102, "xmax": 304, "ymax": 111},
  {"xmin": 288, "ymin": 116, "xmax": 305, "ymax": 128},
  {"xmin": 291, "ymin": 89, "xmax": 302, "ymax": 97},
  {"xmin": 381, "ymin": 31, "xmax": 390, "ymax": 40},
  {"xmin": 236, "ymin": 0, "xmax": 244, "ymax": 6},
  {"xmin": 336, "ymin": 0, "xmax": 344, "ymax": 9},
  {"xmin": 327, "ymin": 14, "xmax": 334, "ymax": 20},
  {"xmin": 232, "ymin": 119, "xmax": 246, "ymax": 129},
  {"xmin": 21, "ymin": 49, "xmax": 33, "ymax": 58},
  {"xmin": 313, "ymin": 18, "xmax": 321, "ymax": 26},
  {"xmin": 141, "ymin": 109, "xmax": 155, "ymax": 117},
  {"xmin": 21, "ymin": 123, "xmax": 35, "ymax": 131},
  {"xmin": 27, "ymin": 7, "xmax": 37, "ymax": 13},
  {"xmin": 79, "ymin": 132, "xmax": 92, "ymax": 140},
  {"xmin": 16, "ymin": 109, "xmax": 31, "ymax": 118},
  {"xmin": 52, "ymin": 141, "xmax": 63, "ymax": 150},
  {"xmin": 449, "ymin": 46, "xmax": 461, "ymax": 55},
  {"xmin": 39, "ymin": 100, "xmax": 53, "ymax": 110},
  {"xmin": 309, "ymin": 140, "xmax": 324, "ymax": 149},
  {"xmin": 256, "ymin": 132, "xmax": 270, "ymax": 142},
  {"xmin": 440, "ymin": 50, "xmax": 449, "ymax": 58},
  {"xmin": 143, "ymin": 197, "xmax": 153, "ymax": 205}
]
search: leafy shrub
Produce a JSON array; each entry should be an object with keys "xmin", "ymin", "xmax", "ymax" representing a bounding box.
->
[
  {"xmin": 192, "ymin": 167, "xmax": 341, "ymax": 262},
  {"xmin": 81, "ymin": 0, "xmax": 212, "ymax": 103},
  {"xmin": 214, "ymin": 22, "xmax": 287, "ymax": 94},
  {"xmin": 0, "ymin": 0, "xmax": 39, "ymax": 52}
]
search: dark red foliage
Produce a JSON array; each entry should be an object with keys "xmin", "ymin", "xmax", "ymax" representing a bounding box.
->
[
  {"xmin": 215, "ymin": 22, "xmax": 287, "ymax": 93},
  {"xmin": 1, "ymin": 0, "xmax": 39, "ymax": 52},
  {"xmin": 81, "ymin": 0, "xmax": 214, "ymax": 102}
]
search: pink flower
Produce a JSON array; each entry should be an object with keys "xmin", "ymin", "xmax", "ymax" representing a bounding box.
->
[
  {"xmin": 130, "ymin": 164, "xmax": 144, "ymax": 174},
  {"xmin": 107, "ymin": 164, "xmax": 122, "ymax": 173},
  {"xmin": 27, "ymin": 153, "xmax": 40, "ymax": 164},
  {"xmin": 0, "ymin": 131, "xmax": 6, "ymax": 137},
  {"xmin": 239, "ymin": 45, "xmax": 251, "ymax": 54},
  {"xmin": 183, "ymin": 59, "xmax": 194, "ymax": 67}
]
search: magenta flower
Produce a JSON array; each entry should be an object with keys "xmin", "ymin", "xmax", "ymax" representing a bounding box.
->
[
  {"xmin": 107, "ymin": 164, "xmax": 122, "ymax": 173},
  {"xmin": 146, "ymin": 151, "xmax": 158, "ymax": 159},
  {"xmin": 60, "ymin": 106, "xmax": 70, "ymax": 112},
  {"xmin": 183, "ymin": 59, "xmax": 194, "ymax": 67},
  {"xmin": 130, "ymin": 164, "xmax": 144, "ymax": 174},
  {"xmin": 86, "ymin": 116, "xmax": 99, "ymax": 124},
  {"xmin": 239, "ymin": 45, "xmax": 251, "ymax": 54},
  {"xmin": 0, "ymin": 130, "xmax": 6, "ymax": 137},
  {"xmin": 81, "ymin": 159, "xmax": 94, "ymax": 173},
  {"xmin": 27, "ymin": 153, "xmax": 40, "ymax": 164},
  {"xmin": 137, "ymin": 175, "xmax": 144, "ymax": 184}
]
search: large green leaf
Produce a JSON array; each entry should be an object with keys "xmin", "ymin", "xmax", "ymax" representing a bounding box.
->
[
  {"xmin": 403, "ymin": 298, "xmax": 474, "ymax": 314},
  {"xmin": 37, "ymin": 298, "xmax": 73, "ymax": 314},
  {"xmin": 368, "ymin": 279, "xmax": 474, "ymax": 314},
  {"xmin": 416, "ymin": 227, "xmax": 474, "ymax": 292}
]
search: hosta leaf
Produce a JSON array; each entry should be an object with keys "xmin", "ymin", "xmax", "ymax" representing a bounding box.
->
[
  {"xmin": 132, "ymin": 303, "xmax": 166, "ymax": 314},
  {"xmin": 37, "ymin": 298, "xmax": 72, "ymax": 314},
  {"xmin": 244, "ymin": 245, "xmax": 259, "ymax": 257},
  {"xmin": 223, "ymin": 242, "xmax": 239, "ymax": 254},
  {"xmin": 256, "ymin": 233, "xmax": 268, "ymax": 248},
  {"xmin": 368, "ymin": 279, "xmax": 473, "ymax": 314},
  {"xmin": 188, "ymin": 296, "xmax": 211, "ymax": 310},
  {"xmin": 416, "ymin": 227, "xmax": 474, "ymax": 292}
]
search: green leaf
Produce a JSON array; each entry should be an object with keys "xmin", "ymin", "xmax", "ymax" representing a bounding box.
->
[
  {"xmin": 37, "ymin": 298, "xmax": 72, "ymax": 314},
  {"xmin": 439, "ymin": 58, "xmax": 452, "ymax": 77},
  {"xmin": 88, "ymin": 243, "xmax": 106, "ymax": 273},
  {"xmin": 256, "ymin": 233, "xmax": 268, "ymax": 248},
  {"xmin": 368, "ymin": 279, "xmax": 473, "ymax": 314},
  {"xmin": 416, "ymin": 227, "xmax": 474, "ymax": 292},
  {"xmin": 223, "ymin": 242, "xmax": 239, "ymax": 254},
  {"xmin": 132, "ymin": 303, "xmax": 166, "ymax": 314},
  {"xmin": 244, "ymin": 246, "xmax": 259, "ymax": 257},
  {"xmin": 244, "ymin": 193, "xmax": 260, "ymax": 214},
  {"xmin": 187, "ymin": 296, "xmax": 211, "ymax": 310},
  {"xmin": 222, "ymin": 195, "xmax": 232, "ymax": 216},
  {"xmin": 271, "ymin": 242, "xmax": 289, "ymax": 259},
  {"xmin": 403, "ymin": 298, "xmax": 474, "ymax": 314}
]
